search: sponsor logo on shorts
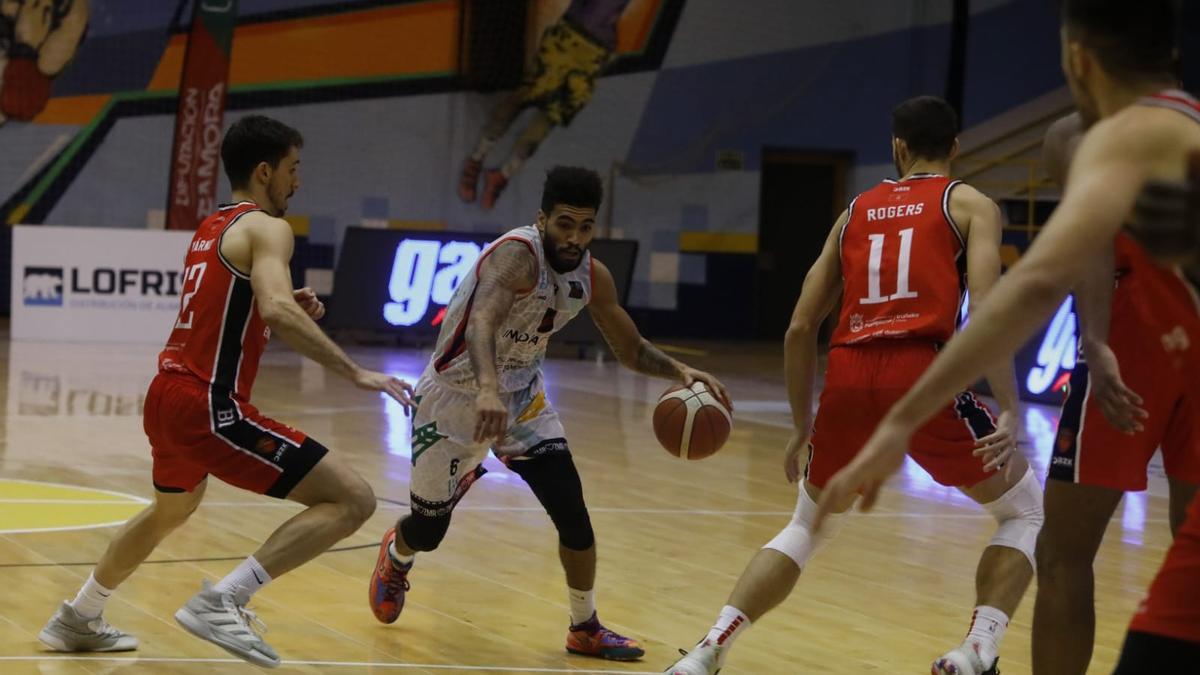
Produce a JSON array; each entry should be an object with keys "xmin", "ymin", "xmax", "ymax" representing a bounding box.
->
[
  {"xmin": 215, "ymin": 408, "xmax": 237, "ymax": 427},
  {"xmin": 1162, "ymin": 326, "xmax": 1191, "ymax": 354},
  {"xmin": 1055, "ymin": 429, "xmax": 1075, "ymax": 453}
]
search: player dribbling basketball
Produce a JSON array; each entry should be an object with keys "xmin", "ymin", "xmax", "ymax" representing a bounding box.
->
[{"xmin": 368, "ymin": 165, "xmax": 731, "ymax": 661}]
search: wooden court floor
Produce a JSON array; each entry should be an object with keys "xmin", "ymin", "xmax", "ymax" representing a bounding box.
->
[{"xmin": 0, "ymin": 337, "xmax": 1175, "ymax": 674}]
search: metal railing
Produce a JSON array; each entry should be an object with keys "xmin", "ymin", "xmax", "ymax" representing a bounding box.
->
[{"xmin": 955, "ymin": 156, "xmax": 1057, "ymax": 238}]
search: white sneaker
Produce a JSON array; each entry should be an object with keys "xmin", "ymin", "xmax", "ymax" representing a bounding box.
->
[
  {"xmin": 38, "ymin": 602, "xmax": 138, "ymax": 652},
  {"xmin": 174, "ymin": 580, "xmax": 280, "ymax": 668},
  {"xmin": 664, "ymin": 640, "xmax": 723, "ymax": 675},
  {"xmin": 932, "ymin": 643, "xmax": 999, "ymax": 675}
]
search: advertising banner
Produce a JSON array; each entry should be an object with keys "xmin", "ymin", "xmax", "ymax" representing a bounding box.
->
[
  {"xmin": 165, "ymin": 0, "xmax": 239, "ymax": 230},
  {"xmin": 12, "ymin": 226, "xmax": 193, "ymax": 343}
]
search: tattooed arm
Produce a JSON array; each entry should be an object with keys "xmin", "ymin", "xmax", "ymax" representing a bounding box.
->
[
  {"xmin": 588, "ymin": 259, "xmax": 732, "ymax": 408},
  {"xmin": 466, "ymin": 240, "xmax": 538, "ymax": 442}
]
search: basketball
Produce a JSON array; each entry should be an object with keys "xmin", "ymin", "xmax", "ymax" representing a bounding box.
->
[{"xmin": 652, "ymin": 381, "xmax": 732, "ymax": 460}]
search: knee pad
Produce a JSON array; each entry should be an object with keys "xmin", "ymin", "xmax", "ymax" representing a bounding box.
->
[
  {"xmin": 399, "ymin": 511, "xmax": 452, "ymax": 552},
  {"xmin": 509, "ymin": 451, "xmax": 595, "ymax": 551},
  {"xmin": 763, "ymin": 484, "xmax": 845, "ymax": 568},
  {"xmin": 983, "ymin": 468, "xmax": 1044, "ymax": 569}
]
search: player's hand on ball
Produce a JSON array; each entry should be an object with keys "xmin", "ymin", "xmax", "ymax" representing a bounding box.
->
[
  {"xmin": 293, "ymin": 287, "xmax": 325, "ymax": 321},
  {"xmin": 972, "ymin": 410, "xmax": 1019, "ymax": 477},
  {"xmin": 783, "ymin": 433, "xmax": 810, "ymax": 484},
  {"xmin": 354, "ymin": 369, "xmax": 416, "ymax": 415},
  {"xmin": 814, "ymin": 416, "xmax": 911, "ymax": 532},
  {"xmin": 473, "ymin": 389, "xmax": 507, "ymax": 443},
  {"xmin": 1081, "ymin": 341, "xmax": 1147, "ymax": 434},
  {"xmin": 680, "ymin": 367, "xmax": 733, "ymax": 411}
]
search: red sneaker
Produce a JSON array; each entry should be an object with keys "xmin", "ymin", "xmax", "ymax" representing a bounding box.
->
[
  {"xmin": 480, "ymin": 169, "xmax": 508, "ymax": 211},
  {"xmin": 458, "ymin": 158, "xmax": 482, "ymax": 202},
  {"xmin": 565, "ymin": 613, "xmax": 645, "ymax": 661},
  {"xmin": 367, "ymin": 528, "xmax": 411, "ymax": 624}
]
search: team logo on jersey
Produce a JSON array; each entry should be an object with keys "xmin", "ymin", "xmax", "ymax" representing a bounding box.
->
[
  {"xmin": 22, "ymin": 267, "xmax": 64, "ymax": 306},
  {"xmin": 849, "ymin": 313, "xmax": 864, "ymax": 333},
  {"xmin": 568, "ymin": 281, "xmax": 584, "ymax": 299}
]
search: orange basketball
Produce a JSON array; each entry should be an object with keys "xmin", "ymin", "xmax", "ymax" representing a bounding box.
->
[{"xmin": 652, "ymin": 382, "xmax": 732, "ymax": 460}]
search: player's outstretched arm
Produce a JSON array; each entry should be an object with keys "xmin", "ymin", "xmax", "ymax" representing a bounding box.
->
[
  {"xmin": 781, "ymin": 210, "xmax": 845, "ymax": 482},
  {"xmin": 814, "ymin": 111, "xmax": 1167, "ymax": 529},
  {"xmin": 955, "ymin": 185, "xmax": 1021, "ymax": 473},
  {"xmin": 1077, "ymin": 242, "xmax": 1148, "ymax": 433},
  {"xmin": 464, "ymin": 240, "xmax": 538, "ymax": 442},
  {"xmin": 587, "ymin": 259, "xmax": 732, "ymax": 409},
  {"xmin": 245, "ymin": 213, "xmax": 414, "ymax": 411}
]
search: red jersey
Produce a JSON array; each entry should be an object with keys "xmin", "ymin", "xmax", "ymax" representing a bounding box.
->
[
  {"xmin": 832, "ymin": 174, "xmax": 966, "ymax": 346},
  {"xmin": 158, "ymin": 201, "xmax": 270, "ymax": 402}
]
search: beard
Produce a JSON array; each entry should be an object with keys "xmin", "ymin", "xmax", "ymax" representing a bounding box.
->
[{"xmin": 543, "ymin": 238, "xmax": 585, "ymax": 273}]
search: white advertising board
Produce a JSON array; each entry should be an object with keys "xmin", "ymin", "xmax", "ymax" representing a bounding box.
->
[{"xmin": 12, "ymin": 226, "xmax": 195, "ymax": 343}]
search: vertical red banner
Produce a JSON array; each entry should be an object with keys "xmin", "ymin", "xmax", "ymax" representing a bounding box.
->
[{"xmin": 166, "ymin": 0, "xmax": 239, "ymax": 230}]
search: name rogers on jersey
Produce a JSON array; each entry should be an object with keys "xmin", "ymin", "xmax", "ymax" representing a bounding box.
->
[{"xmin": 866, "ymin": 203, "xmax": 925, "ymax": 221}]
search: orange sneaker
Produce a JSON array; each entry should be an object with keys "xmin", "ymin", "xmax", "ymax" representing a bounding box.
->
[
  {"xmin": 565, "ymin": 613, "xmax": 645, "ymax": 661},
  {"xmin": 367, "ymin": 528, "xmax": 411, "ymax": 624},
  {"xmin": 480, "ymin": 169, "xmax": 508, "ymax": 211}
]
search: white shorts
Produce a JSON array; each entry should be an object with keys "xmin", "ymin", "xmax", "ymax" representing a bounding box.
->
[{"xmin": 408, "ymin": 370, "xmax": 566, "ymax": 516}]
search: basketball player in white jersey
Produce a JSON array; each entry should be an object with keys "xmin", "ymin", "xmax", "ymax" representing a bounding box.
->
[{"xmin": 368, "ymin": 166, "xmax": 731, "ymax": 661}]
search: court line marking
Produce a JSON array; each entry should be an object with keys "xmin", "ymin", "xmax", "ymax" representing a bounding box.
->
[
  {"xmin": 0, "ymin": 521, "xmax": 141, "ymax": 535},
  {"xmin": 0, "ymin": 478, "xmax": 151, "ymax": 504},
  {"xmin": 0, "ymin": 499, "xmax": 148, "ymax": 504},
  {"xmin": 0, "ymin": 656, "xmax": 661, "ymax": 672}
]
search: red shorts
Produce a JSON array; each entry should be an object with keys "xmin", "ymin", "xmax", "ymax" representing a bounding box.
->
[
  {"xmin": 144, "ymin": 373, "xmax": 327, "ymax": 498},
  {"xmin": 807, "ymin": 341, "xmax": 997, "ymax": 489},
  {"xmin": 1129, "ymin": 492, "xmax": 1200, "ymax": 643},
  {"xmin": 1050, "ymin": 276, "xmax": 1200, "ymax": 491}
]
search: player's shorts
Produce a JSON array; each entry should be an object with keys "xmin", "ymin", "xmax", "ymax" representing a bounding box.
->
[
  {"xmin": 144, "ymin": 373, "xmax": 328, "ymax": 498},
  {"xmin": 407, "ymin": 370, "xmax": 567, "ymax": 517},
  {"xmin": 807, "ymin": 340, "xmax": 997, "ymax": 489},
  {"xmin": 1046, "ymin": 278, "xmax": 1195, "ymax": 487},
  {"xmin": 521, "ymin": 18, "xmax": 609, "ymax": 126},
  {"xmin": 1128, "ymin": 492, "xmax": 1200, "ymax": 644},
  {"xmin": 1050, "ymin": 253, "xmax": 1200, "ymax": 491}
]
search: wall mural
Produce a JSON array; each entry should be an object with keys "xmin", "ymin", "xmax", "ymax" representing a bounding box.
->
[{"xmin": 0, "ymin": 0, "xmax": 89, "ymax": 127}]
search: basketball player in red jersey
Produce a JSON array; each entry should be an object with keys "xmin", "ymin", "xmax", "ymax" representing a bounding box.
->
[
  {"xmin": 667, "ymin": 96, "xmax": 1042, "ymax": 675},
  {"xmin": 1033, "ymin": 111, "xmax": 1198, "ymax": 674},
  {"xmin": 816, "ymin": 1, "xmax": 1200, "ymax": 670},
  {"xmin": 38, "ymin": 115, "xmax": 415, "ymax": 668}
]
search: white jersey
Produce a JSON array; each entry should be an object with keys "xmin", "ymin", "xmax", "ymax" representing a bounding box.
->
[{"xmin": 427, "ymin": 225, "xmax": 593, "ymax": 392}]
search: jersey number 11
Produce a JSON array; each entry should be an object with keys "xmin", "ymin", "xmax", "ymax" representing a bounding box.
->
[{"xmin": 860, "ymin": 228, "xmax": 919, "ymax": 305}]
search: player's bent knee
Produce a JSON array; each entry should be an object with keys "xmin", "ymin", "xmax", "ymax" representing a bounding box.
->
[
  {"xmin": 345, "ymin": 479, "xmax": 377, "ymax": 525},
  {"xmin": 511, "ymin": 453, "xmax": 594, "ymax": 551},
  {"xmin": 400, "ymin": 511, "xmax": 451, "ymax": 552},
  {"xmin": 984, "ymin": 468, "xmax": 1043, "ymax": 570},
  {"xmin": 763, "ymin": 484, "xmax": 845, "ymax": 569}
]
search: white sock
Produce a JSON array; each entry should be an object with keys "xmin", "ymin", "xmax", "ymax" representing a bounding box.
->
[
  {"xmin": 470, "ymin": 137, "xmax": 497, "ymax": 163},
  {"xmin": 388, "ymin": 541, "xmax": 414, "ymax": 567},
  {"xmin": 703, "ymin": 605, "xmax": 751, "ymax": 651},
  {"xmin": 965, "ymin": 605, "xmax": 1009, "ymax": 665},
  {"xmin": 69, "ymin": 573, "xmax": 114, "ymax": 619},
  {"xmin": 212, "ymin": 556, "xmax": 272, "ymax": 606},
  {"xmin": 568, "ymin": 587, "xmax": 596, "ymax": 625}
]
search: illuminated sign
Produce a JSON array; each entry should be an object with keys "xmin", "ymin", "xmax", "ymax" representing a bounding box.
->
[
  {"xmin": 384, "ymin": 240, "xmax": 485, "ymax": 327},
  {"xmin": 327, "ymin": 228, "xmax": 638, "ymax": 346},
  {"xmin": 1025, "ymin": 297, "xmax": 1076, "ymax": 396},
  {"xmin": 961, "ymin": 294, "xmax": 1078, "ymax": 405}
]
